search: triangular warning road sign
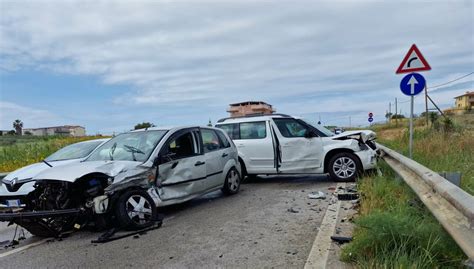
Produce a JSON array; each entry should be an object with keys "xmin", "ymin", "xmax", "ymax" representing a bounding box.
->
[{"xmin": 396, "ymin": 44, "xmax": 431, "ymax": 74}]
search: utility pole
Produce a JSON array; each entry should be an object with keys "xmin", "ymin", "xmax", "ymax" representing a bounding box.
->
[
  {"xmin": 349, "ymin": 116, "xmax": 351, "ymax": 128},
  {"xmin": 395, "ymin": 98, "xmax": 398, "ymax": 127},
  {"xmin": 424, "ymin": 85, "xmax": 429, "ymax": 126},
  {"xmin": 389, "ymin": 102, "xmax": 392, "ymax": 124}
]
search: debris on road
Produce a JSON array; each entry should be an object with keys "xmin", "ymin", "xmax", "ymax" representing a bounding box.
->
[
  {"xmin": 287, "ymin": 207, "xmax": 299, "ymax": 213},
  {"xmin": 308, "ymin": 191, "xmax": 326, "ymax": 199},
  {"xmin": 330, "ymin": 236, "xmax": 353, "ymax": 244},
  {"xmin": 337, "ymin": 193, "xmax": 359, "ymax": 201}
]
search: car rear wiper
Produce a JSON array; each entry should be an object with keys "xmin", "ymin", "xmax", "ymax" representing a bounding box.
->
[{"xmin": 124, "ymin": 145, "xmax": 145, "ymax": 161}]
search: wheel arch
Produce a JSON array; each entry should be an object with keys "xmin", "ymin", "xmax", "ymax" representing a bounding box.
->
[{"xmin": 323, "ymin": 148, "xmax": 363, "ymax": 173}]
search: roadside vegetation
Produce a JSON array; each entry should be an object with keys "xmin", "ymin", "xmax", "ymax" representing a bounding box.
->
[
  {"xmin": 0, "ymin": 135, "xmax": 106, "ymax": 172},
  {"xmin": 342, "ymin": 114, "xmax": 473, "ymax": 268}
]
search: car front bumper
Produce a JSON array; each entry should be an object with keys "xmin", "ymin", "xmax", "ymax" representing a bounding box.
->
[{"xmin": 355, "ymin": 149, "xmax": 378, "ymax": 170}]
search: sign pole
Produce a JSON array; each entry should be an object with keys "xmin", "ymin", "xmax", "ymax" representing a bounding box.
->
[
  {"xmin": 409, "ymin": 96, "xmax": 414, "ymax": 158},
  {"xmin": 396, "ymin": 44, "xmax": 431, "ymax": 159}
]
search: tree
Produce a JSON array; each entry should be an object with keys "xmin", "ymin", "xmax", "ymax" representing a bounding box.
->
[
  {"xmin": 391, "ymin": 114, "xmax": 405, "ymax": 119},
  {"xmin": 7, "ymin": 130, "xmax": 16, "ymax": 135},
  {"xmin": 13, "ymin": 119, "xmax": 23, "ymax": 135},
  {"xmin": 134, "ymin": 122, "xmax": 155, "ymax": 130},
  {"xmin": 207, "ymin": 119, "xmax": 212, "ymax": 127},
  {"xmin": 385, "ymin": 112, "xmax": 393, "ymax": 120}
]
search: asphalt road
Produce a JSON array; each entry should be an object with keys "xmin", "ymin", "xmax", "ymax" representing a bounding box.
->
[{"xmin": 0, "ymin": 175, "xmax": 342, "ymax": 268}]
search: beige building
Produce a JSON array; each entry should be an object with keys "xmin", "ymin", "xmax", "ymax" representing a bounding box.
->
[
  {"xmin": 455, "ymin": 91, "xmax": 474, "ymax": 110},
  {"xmin": 227, "ymin": 101, "xmax": 275, "ymax": 117},
  {"xmin": 444, "ymin": 91, "xmax": 474, "ymax": 115},
  {"xmin": 23, "ymin": 125, "xmax": 86, "ymax": 137}
]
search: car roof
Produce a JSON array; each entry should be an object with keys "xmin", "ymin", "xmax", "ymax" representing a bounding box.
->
[
  {"xmin": 216, "ymin": 113, "xmax": 292, "ymax": 124},
  {"xmin": 128, "ymin": 126, "xmax": 223, "ymax": 134}
]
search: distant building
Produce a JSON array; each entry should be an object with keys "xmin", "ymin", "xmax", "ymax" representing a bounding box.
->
[
  {"xmin": 455, "ymin": 91, "xmax": 474, "ymax": 110},
  {"xmin": 23, "ymin": 125, "xmax": 86, "ymax": 137},
  {"xmin": 443, "ymin": 91, "xmax": 473, "ymax": 115},
  {"xmin": 227, "ymin": 101, "xmax": 275, "ymax": 117}
]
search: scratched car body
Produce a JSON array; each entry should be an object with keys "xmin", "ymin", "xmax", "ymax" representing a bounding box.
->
[
  {"xmin": 216, "ymin": 114, "xmax": 377, "ymax": 182},
  {"xmin": 0, "ymin": 126, "xmax": 241, "ymax": 237}
]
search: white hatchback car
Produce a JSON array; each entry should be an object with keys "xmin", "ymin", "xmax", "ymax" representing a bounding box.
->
[
  {"xmin": 215, "ymin": 114, "xmax": 377, "ymax": 182},
  {"xmin": 0, "ymin": 126, "xmax": 241, "ymax": 236}
]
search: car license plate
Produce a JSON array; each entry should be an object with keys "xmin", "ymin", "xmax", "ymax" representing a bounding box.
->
[{"xmin": 6, "ymin": 199, "xmax": 21, "ymax": 207}]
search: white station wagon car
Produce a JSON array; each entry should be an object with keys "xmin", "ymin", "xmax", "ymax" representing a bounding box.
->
[
  {"xmin": 0, "ymin": 126, "xmax": 241, "ymax": 236},
  {"xmin": 215, "ymin": 114, "xmax": 377, "ymax": 181}
]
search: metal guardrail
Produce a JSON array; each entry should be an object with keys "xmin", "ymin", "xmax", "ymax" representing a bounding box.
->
[{"xmin": 378, "ymin": 144, "xmax": 474, "ymax": 264}]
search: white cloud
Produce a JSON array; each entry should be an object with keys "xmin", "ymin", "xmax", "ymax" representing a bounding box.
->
[
  {"xmin": 0, "ymin": 0, "xmax": 473, "ymax": 128},
  {"xmin": 0, "ymin": 101, "xmax": 64, "ymax": 130}
]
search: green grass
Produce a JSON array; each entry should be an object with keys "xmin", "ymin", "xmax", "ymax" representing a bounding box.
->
[
  {"xmin": 0, "ymin": 135, "xmax": 107, "ymax": 172},
  {"xmin": 341, "ymin": 163, "xmax": 466, "ymax": 268},
  {"xmin": 379, "ymin": 128, "xmax": 474, "ymax": 195},
  {"xmin": 341, "ymin": 119, "xmax": 473, "ymax": 268}
]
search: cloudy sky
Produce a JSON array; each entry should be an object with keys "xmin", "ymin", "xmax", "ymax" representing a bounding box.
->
[{"xmin": 0, "ymin": 0, "xmax": 473, "ymax": 134}]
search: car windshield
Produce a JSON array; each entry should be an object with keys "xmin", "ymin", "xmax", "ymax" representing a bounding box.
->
[
  {"xmin": 86, "ymin": 130, "xmax": 167, "ymax": 162},
  {"xmin": 45, "ymin": 140, "xmax": 105, "ymax": 161},
  {"xmin": 300, "ymin": 119, "xmax": 335, "ymax": 137}
]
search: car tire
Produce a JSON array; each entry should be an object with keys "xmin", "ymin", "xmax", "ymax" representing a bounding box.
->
[
  {"xmin": 115, "ymin": 189, "xmax": 157, "ymax": 230},
  {"xmin": 222, "ymin": 167, "xmax": 241, "ymax": 195},
  {"xmin": 328, "ymin": 152, "xmax": 360, "ymax": 182}
]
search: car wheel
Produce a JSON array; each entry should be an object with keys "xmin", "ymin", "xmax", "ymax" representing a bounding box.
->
[
  {"xmin": 115, "ymin": 189, "xmax": 157, "ymax": 230},
  {"xmin": 222, "ymin": 167, "xmax": 241, "ymax": 195},
  {"xmin": 328, "ymin": 153, "xmax": 360, "ymax": 182}
]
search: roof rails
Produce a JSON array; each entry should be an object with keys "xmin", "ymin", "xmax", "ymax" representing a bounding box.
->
[{"xmin": 217, "ymin": 113, "xmax": 291, "ymax": 123}]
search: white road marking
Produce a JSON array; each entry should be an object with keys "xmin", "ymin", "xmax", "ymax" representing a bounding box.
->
[
  {"xmin": 0, "ymin": 238, "xmax": 50, "ymax": 259},
  {"xmin": 304, "ymin": 183, "xmax": 344, "ymax": 269}
]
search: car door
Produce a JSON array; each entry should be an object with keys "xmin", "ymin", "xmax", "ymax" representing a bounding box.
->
[
  {"xmin": 200, "ymin": 128, "xmax": 226, "ymax": 188},
  {"xmin": 157, "ymin": 128, "xmax": 207, "ymax": 201},
  {"xmin": 271, "ymin": 118, "xmax": 323, "ymax": 173}
]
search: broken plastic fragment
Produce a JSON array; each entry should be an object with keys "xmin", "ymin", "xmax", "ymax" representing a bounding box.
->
[{"xmin": 308, "ymin": 191, "xmax": 326, "ymax": 199}]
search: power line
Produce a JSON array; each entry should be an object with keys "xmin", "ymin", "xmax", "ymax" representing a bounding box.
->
[{"xmin": 428, "ymin": 72, "xmax": 474, "ymax": 90}]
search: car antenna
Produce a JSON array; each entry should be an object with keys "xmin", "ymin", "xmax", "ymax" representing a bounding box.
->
[{"xmin": 42, "ymin": 159, "xmax": 53, "ymax": 167}]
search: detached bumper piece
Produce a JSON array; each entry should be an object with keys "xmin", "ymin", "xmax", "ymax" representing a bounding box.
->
[
  {"xmin": 0, "ymin": 208, "xmax": 82, "ymax": 222},
  {"xmin": 0, "ymin": 209, "xmax": 83, "ymax": 237},
  {"xmin": 92, "ymin": 214, "xmax": 164, "ymax": 244}
]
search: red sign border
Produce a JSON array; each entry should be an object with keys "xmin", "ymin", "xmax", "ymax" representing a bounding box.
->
[{"xmin": 396, "ymin": 44, "xmax": 431, "ymax": 74}]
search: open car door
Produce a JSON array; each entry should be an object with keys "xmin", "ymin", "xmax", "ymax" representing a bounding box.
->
[{"xmin": 271, "ymin": 118, "xmax": 323, "ymax": 173}]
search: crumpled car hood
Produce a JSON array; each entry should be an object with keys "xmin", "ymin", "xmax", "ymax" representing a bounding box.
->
[
  {"xmin": 32, "ymin": 160, "xmax": 145, "ymax": 183},
  {"xmin": 331, "ymin": 130, "xmax": 376, "ymax": 143},
  {"xmin": 3, "ymin": 159, "xmax": 81, "ymax": 183}
]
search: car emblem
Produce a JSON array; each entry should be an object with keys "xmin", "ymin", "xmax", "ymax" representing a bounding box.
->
[{"xmin": 10, "ymin": 177, "xmax": 18, "ymax": 186}]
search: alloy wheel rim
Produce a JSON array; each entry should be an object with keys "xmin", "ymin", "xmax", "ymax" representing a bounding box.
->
[
  {"xmin": 227, "ymin": 169, "xmax": 240, "ymax": 191},
  {"xmin": 126, "ymin": 195, "xmax": 153, "ymax": 224},
  {"xmin": 333, "ymin": 157, "xmax": 356, "ymax": 178}
]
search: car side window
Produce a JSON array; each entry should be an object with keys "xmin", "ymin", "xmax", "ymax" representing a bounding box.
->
[
  {"xmin": 239, "ymin": 122, "xmax": 266, "ymax": 139},
  {"xmin": 217, "ymin": 124, "xmax": 240, "ymax": 140},
  {"xmin": 216, "ymin": 130, "xmax": 231, "ymax": 148},
  {"xmin": 164, "ymin": 132, "xmax": 197, "ymax": 161},
  {"xmin": 273, "ymin": 118, "xmax": 309, "ymax": 138},
  {"xmin": 201, "ymin": 129, "xmax": 222, "ymax": 153}
]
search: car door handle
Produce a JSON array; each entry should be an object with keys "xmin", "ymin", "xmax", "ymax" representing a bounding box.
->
[
  {"xmin": 171, "ymin": 161, "xmax": 179, "ymax": 169},
  {"xmin": 194, "ymin": 161, "xmax": 206, "ymax": 166},
  {"xmin": 221, "ymin": 153, "xmax": 228, "ymax": 158}
]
